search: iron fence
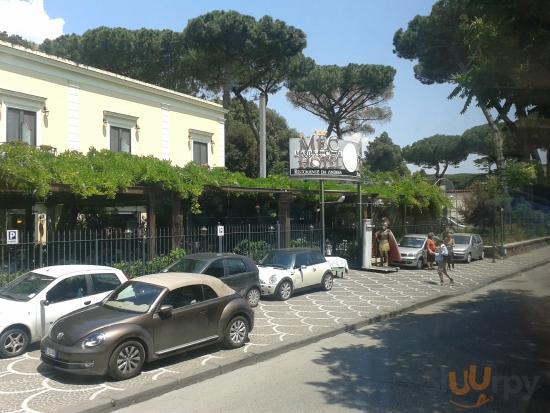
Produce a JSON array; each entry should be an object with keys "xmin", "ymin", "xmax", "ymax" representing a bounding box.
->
[{"xmin": 0, "ymin": 223, "xmax": 325, "ymax": 283}]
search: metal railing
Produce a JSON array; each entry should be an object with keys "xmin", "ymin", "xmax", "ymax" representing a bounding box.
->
[{"xmin": 0, "ymin": 223, "xmax": 324, "ymax": 284}]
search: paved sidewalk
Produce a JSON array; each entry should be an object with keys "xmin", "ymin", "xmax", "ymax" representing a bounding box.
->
[{"xmin": 1, "ymin": 247, "xmax": 548, "ymax": 413}]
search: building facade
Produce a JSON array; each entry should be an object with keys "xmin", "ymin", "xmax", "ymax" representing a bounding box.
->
[{"xmin": 0, "ymin": 41, "xmax": 226, "ymax": 167}]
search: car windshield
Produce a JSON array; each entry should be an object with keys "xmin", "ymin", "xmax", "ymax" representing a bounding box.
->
[
  {"xmin": 259, "ymin": 251, "xmax": 294, "ymax": 269},
  {"xmin": 0, "ymin": 272, "xmax": 54, "ymax": 302},
  {"xmin": 104, "ymin": 281, "xmax": 163, "ymax": 313},
  {"xmin": 453, "ymin": 235, "xmax": 471, "ymax": 245},
  {"xmin": 399, "ymin": 237, "xmax": 425, "ymax": 248},
  {"xmin": 167, "ymin": 258, "xmax": 206, "ymax": 273}
]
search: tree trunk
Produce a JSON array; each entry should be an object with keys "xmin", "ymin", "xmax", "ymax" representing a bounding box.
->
[
  {"xmin": 480, "ymin": 103, "xmax": 508, "ymax": 193},
  {"xmin": 480, "ymin": 104, "xmax": 506, "ymax": 172}
]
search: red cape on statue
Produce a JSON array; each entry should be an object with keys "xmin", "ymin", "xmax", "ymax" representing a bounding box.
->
[{"xmin": 388, "ymin": 231, "xmax": 401, "ymax": 263}]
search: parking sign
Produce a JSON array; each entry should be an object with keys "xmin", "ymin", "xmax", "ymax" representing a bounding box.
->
[
  {"xmin": 7, "ymin": 230, "xmax": 19, "ymax": 245},
  {"xmin": 217, "ymin": 225, "xmax": 224, "ymax": 237}
]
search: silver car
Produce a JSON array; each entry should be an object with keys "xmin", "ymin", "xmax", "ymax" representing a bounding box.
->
[
  {"xmin": 396, "ymin": 234, "xmax": 442, "ymax": 269},
  {"xmin": 451, "ymin": 233, "xmax": 484, "ymax": 263}
]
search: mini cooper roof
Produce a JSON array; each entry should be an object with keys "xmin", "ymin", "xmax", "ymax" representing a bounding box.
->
[
  {"xmin": 31, "ymin": 265, "xmax": 121, "ymax": 279},
  {"xmin": 134, "ymin": 272, "xmax": 236, "ymax": 297}
]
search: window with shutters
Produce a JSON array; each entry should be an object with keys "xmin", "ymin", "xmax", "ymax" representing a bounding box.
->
[{"xmin": 193, "ymin": 141, "xmax": 208, "ymax": 165}]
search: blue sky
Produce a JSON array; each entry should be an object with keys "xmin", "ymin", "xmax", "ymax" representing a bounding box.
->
[{"xmin": 5, "ymin": 0, "xmax": 488, "ymax": 172}]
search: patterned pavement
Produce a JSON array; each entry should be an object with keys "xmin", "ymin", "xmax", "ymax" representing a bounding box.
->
[{"xmin": 1, "ymin": 247, "xmax": 548, "ymax": 413}]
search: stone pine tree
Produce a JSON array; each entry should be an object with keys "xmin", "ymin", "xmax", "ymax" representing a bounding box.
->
[
  {"xmin": 364, "ymin": 132, "xmax": 408, "ymax": 175},
  {"xmin": 287, "ymin": 63, "xmax": 396, "ymax": 139}
]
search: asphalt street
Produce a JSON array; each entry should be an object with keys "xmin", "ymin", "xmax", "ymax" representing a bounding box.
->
[{"xmin": 115, "ymin": 263, "xmax": 550, "ymax": 413}]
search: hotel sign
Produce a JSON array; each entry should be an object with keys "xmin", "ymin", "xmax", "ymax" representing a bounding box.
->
[{"xmin": 289, "ymin": 131, "xmax": 361, "ymax": 181}]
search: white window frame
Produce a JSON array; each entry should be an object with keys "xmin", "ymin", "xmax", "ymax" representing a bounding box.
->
[
  {"xmin": 188, "ymin": 129, "xmax": 214, "ymax": 166},
  {"xmin": 103, "ymin": 111, "xmax": 138, "ymax": 154},
  {"xmin": 0, "ymin": 89, "xmax": 46, "ymax": 146}
]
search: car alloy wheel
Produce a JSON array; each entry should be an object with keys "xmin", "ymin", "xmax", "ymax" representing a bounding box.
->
[
  {"xmin": 467, "ymin": 253, "xmax": 472, "ymax": 263},
  {"xmin": 322, "ymin": 273, "xmax": 333, "ymax": 291},
  {"xmin": 416, "ymin": 258, "xmax": 424, "ymax": 270},
  {"xmin": 108, "ymin": 340, "xmax": 145, "ymax": 380},
  {"xmin": 246, "ymin": 287, "xmax": 261, "ymax": 307},
  {"xmin": 481, "ymin": 250, "xmax": 485, "ymax": 260},
  {"xmin": 277, "ymin": 280, "xmax": 293, "ymax": 301},
  {"xmin": 0, "ymin": 328, "xmax": 29, "ymax": 358},
  {"xmin": 224, "ymin": 316, "xmax": 249, "ymax": 349}
]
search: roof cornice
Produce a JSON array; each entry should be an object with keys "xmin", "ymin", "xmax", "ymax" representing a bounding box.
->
[{"xmin": 0, "ymin": 40, "xmax": 227, "ymax": 115}]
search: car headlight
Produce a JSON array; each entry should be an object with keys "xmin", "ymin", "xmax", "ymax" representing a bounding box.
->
[
  {"xmin": 82, "ymin": 333, "xmax": 106, "ymax": 349},
  {"xmin": 408, "ymin": 252, "xmax": 415, "ymax": 257},
  {"xmin": 269, "ymin": 275, "xmax": 278, "ymax": 284}
]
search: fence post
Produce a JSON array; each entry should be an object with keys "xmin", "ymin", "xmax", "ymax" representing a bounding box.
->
[
  {"xmin": 247, "ymin": 224, "xmax": 252, "ymax": 257},
  {"xmin": 276, "ymin": 221, "xmax": 281, "ymax": 249},
  {"xmin": 95, "ymin": 234, "xmax": 99, "ymax": 265}
]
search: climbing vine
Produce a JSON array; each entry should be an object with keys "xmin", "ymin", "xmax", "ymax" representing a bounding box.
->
[{"xmin": 0, "ymin": 143, "xmax": 447, "ymax": 213}]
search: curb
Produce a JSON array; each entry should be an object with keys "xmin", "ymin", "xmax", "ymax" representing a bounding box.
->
[{"xmin": 71, "ymin": 256, "xmax": 550, "ymax": 413}]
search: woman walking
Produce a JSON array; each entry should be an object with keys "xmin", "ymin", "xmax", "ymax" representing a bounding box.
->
[
  {"xmin": 436, "ymin": 242, "xmax": 454, "ymax": 285},
  {"xmin": 445, "ymin": 233, "xmax": 455, "ymax": 270},
  {"xmin": 426, "ymin": 232, "xmax": 436, "ymax": 269}
]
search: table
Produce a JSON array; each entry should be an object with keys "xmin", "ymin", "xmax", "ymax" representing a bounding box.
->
[{"xmin": 325, "ymin": 256, "xmax": 349, "ymax": 278}]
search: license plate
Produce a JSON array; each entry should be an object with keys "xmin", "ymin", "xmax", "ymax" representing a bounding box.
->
[{"xmin": 44, "ymin": 347, "xmax": 56, "ymax": 358}]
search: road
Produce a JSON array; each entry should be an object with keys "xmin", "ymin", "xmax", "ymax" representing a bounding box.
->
[{"xmin": 116, "ymin": 263, "xmax": 550, "ymax": 413}]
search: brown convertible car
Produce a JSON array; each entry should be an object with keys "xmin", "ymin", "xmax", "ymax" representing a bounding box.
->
[{"xmin": 40, "ymin": 273, "xmax": 254, "ymax": 380}]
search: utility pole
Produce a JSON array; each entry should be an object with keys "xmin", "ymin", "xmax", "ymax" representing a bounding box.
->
[{"xmin": 259, "ymin": 93, "xmax": 267, "ymax": 178}]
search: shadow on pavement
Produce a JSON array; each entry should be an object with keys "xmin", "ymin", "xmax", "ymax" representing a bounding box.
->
[{"xmin": 308, "ymin": 287, "xmax": 550, "ymax": 413}]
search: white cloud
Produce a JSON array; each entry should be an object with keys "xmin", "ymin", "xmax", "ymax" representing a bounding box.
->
[{"xmin": 0, "ymin": 0, "xmax": 64, "ymax": 43}]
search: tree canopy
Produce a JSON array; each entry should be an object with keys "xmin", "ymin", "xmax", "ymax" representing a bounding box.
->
[
  {"xmin": 393, "ymin": 0, "xmax": 550, "ymax": 177},
  {"xmin": 287, "ymin": 63, "xmax": 396, "ymax": 138},
  {"xmin": 363, "ymin": 132, "xmax": 408, "ymax": 175},
  {"xmin": 39, "ymin": 27, "xmax": 193, "ymax": 93},
  {"xmin": 402, "ymin": 134, "xmax": 469, "ymax": 179}
]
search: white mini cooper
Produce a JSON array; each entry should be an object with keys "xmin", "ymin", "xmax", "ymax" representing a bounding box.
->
[
  {"xmin": 0, "ymin": 265, "xmax": 127, "ymax": 357},
  {"xmin": 258, "ymin": 248, "xmax": 334, "ymax": 300}
]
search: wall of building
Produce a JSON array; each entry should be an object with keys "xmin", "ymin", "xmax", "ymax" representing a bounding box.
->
[{"xmin": 0, "ymin": 42, "xmax": 225, "ymax": 168}]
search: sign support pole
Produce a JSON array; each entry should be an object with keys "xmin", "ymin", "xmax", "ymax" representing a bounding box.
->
[{"xmin": 320, "ymin": 180, "xmax": 325, "ymax": 254}]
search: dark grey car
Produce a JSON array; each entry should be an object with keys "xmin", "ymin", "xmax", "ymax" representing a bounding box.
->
[
  {"xmin": 40, "ymin": 273, "xmax": 254, "ymax": 380},
  {"xmin": 162, "ymin": 253, "xmax": 261, "ymax": 307}
]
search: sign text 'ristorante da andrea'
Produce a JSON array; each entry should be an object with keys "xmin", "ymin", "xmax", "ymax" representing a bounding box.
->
[{"xmin": 289, "ymin": 131, "xmax": 361, "ymax": 181}]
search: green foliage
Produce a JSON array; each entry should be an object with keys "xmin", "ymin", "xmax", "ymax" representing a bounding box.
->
[
  {"xmin": 113, "ymin": 248, "xmax": 186, "ymax": 278},
  {"xmin": 0, "ymin": 143, "xmax": 448, "ymax": 214},
  {"xmin": 364, "ymin": 132, "xmax": 408, "ymax": 175},
  {"xmin": 226, "ymin": 100, "xmax": 299, "ymax": 177},
  {"xmin": 39, "ymin": 28, "xmax": 196, "ymax": 94},
  {"xmin": 393, "ymin": 0, "xmax": 549, "ymax": 174},
  {"xmin": 402, "ymin": 134, "xmax": 469, "ymax": 179},
  {"xmin": 233, "ymin": 239, "xmax": 271, "ymax": 262},
  {"xmin": 287, "ymin": 63, "xmax": 396, "ymax": 138},
  {"xmin": 502, "ymin": 161, "xmax": 538, "ymax": 191},
  {"xmin": 0, "ymin": 31, "xmax": 37, "ymax": 49}
]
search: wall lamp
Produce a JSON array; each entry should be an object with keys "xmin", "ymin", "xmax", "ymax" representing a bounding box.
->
[{"xmin": 42, "ymin": 106, "xmax": 50, "ymax": 119}]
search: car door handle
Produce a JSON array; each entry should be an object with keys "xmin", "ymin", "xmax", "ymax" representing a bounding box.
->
[
  {"xmin": 313, "ymin": 267, "xmax": 317, "ymax": 271},
  {"xmin": 84, "ymin": 301, "xmax": 91, "ymax": 305}
]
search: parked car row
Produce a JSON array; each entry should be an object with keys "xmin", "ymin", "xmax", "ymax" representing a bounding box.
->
[
  {"xmin": 395, "ymin": 232, "xmax": 484, "ymax": 268},
  {"xmin": 0, "ymin": 248, "xmax": 335, "ymax": 380}
]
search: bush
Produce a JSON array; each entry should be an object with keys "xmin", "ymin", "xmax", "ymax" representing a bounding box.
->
[
  {"xmin": 113, "ymin": 248, "xmax": 186, "ymax": 278},
  {"xmin": 233, "ymin": 239, "xmax": 271, "ymax": 262}
]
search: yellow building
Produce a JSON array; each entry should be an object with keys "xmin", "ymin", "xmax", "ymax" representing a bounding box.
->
[{"xmin": 0, "ymin": 40, "xmax": 226, "ymax": 167}]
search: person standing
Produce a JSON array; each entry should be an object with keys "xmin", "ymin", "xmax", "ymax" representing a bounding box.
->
[
  {"xmin": 436, "ymin": 242, "xmax": 454, "ymax": 285},
  {"xmin": 426, "ymin": 232, "xmax": 437, "ymax": 269},
  {"xmin": 445, "ymin": 233, "xmax": 456, "ymax": 270}
]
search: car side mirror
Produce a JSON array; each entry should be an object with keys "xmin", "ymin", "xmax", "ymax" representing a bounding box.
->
[
  {"xmin": 41, "ymin": 299, "xmax": 50, "ymax": 307},
  {"xmin": 158, "ymin": 304, "xmax": 173, "ymax": 317}
]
